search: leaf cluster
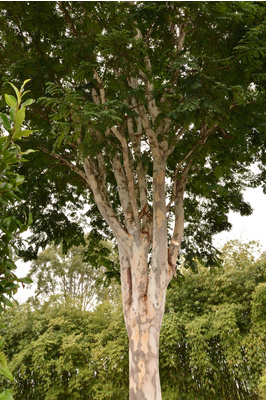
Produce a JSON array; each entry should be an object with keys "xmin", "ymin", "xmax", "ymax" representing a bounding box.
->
[{"xmin": 0, "ymin": 81, "xmax": 35, "ymax": 310}]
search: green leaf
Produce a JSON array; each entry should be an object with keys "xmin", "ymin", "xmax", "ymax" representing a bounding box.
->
[
  {"xmin": 0, "ymin": 390, "xmax": 14, "ymax": 400},
  {"xmin": 3, "ymin": 297, "xmax": 13, "ymax": 307},
  {"xmin": 21, "ymin": 148, "xmax": 37, "ymax": 155},
  {"xmin": 21, "ymin": 98, "xmax": 34, "ymax": 107},
  {"xmin": 4, "ymin": 95, "xmax": 16, "ymax": 110},
  {"xmin": 14, "ymin": 174, "xmax": 25, "ymax": 186},
  {"xmin": 0, "ymin": 354, "xmax": 13, "ymax": 381},
  {"xmin": 20, "ymin": 79, "xmax": 31, "ymax": 91},
  {"xmin": 0, "ymin": 114, "xmax": 11, "ymax": 132},
  {"xmin": 13, "ymin": 129, "xmax": 33, "ymax": 139},
  {"xmin": 5, "ymin": 259, "xmax": 16, "ymax": 270},
  {"xmin": 28, "ymin": 212, "xmax": 33, "ymax": 225},
  {"xmin": 19, "ymin": 277, "xmax": 32, "ymax": 285},
  {"xmin": 14, "ymin": 107, "xmax": 25, "ymax": 130},
  {"xmin": 21, "ymin": 90, "xmax": 31, "ymax": 99},
  {"xmin": 9, "ymin": 109, "xmax": 15, "ymax": 123},
  {"xmin": 7, "ymin": 82, "xmax": 21, "ymax": 103}
]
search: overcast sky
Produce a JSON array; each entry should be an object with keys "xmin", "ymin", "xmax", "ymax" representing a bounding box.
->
[{"xmin": 213, "ymin": 186, "xmax": 266, "ymax": 252}]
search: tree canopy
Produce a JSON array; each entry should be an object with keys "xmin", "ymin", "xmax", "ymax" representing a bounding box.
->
[
  {"xmin": 0, "ymin": 1, "xmax": 265, "ymax": 265},
  {"xmin": 0, "ymin": 80, "xmax": 37, "ymax": 400}
]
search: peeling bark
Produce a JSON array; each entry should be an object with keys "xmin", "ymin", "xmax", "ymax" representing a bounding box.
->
[{"xmin": 128, "ymin": 318, "xmax": 162, "ymax": 400}]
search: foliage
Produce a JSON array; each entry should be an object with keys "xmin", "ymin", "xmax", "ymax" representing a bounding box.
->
[
  {"xmin": 0, "ymin": 340, "xmax": 13, "ymax": 400},
  {"xmin": 0, "ymin": 241, "xmax": 265, "ymax": 399},
  {"xmin": 0, "ymin": 80, "xmax": 34, "ymax": 310},
  {"xmin": 0, "ymin": 3, "xmax": 265, "ymax": 396},
  {"xmin": 259, "ymin": 370, "xmax": 266, "ymax": 400},
  {"xmin": 0, "ymin": 298, "xmax": 128, "ymax": 400},
  {"xmin": 160, "ymin": 240, "xmax": 266, "ymax": 399},
  {"xmin": 0, "ymin": 2, "xmax": 264, "ymax": 265}
]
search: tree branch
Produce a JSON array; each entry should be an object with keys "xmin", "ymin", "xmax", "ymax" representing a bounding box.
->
[
  {"xmin": 94, "ymin": 69, "xmax": 106, "ymax": 104},
  {"xmin": 112, "ymin": 153, "xmax": 134, "ymax": 233},
  {"xmin": 39, "ymin": 147, "xmax": 87, "ymax": 182},
  {"xmin": 58, "ymin": 1, "xmax": 78, "ymax": 37},
  {"xmin": 111, "ymin": 126, "xmax": 140, "ymax": 231},
  {"xmin": 167, "ymin": 164, "xmax": 191, "ymax": 283},
  {"xmin": 83, "ymin": 157, "xmax": 130, "ymax": 245}
]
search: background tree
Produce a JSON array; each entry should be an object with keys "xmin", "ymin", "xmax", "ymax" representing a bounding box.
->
[
  {"xmin": 0, "ymin": 241, "xmax": 265, "ymax": 400},
  {"xmin": 0, "ymin": 2, "xmax": 265, "ymax": 398},
  {"xmin": 27, "ymin": 238, "xmax": 119, "ymax": 310}
]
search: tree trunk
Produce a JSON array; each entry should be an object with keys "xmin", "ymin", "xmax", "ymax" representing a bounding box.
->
[
  {"xmin": 127, "ymin": 310, "xmax": 163, "ymax": 400},
  {"xmin": 83, "ymin": 146, "xmax": 178, "ymax": 399},
  {"xmin": 119, "ymin": 240, "xmax": 167, "ymax": 400}
]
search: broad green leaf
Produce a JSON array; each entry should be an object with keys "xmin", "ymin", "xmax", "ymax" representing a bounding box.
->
[
  {"xmin": 0, "ymin": 354, "xmax": 13, "ymax": 381},
  {"xmin": 7, "ymin": 82, "xmax": 21, "ymax": 103},
  {"xmin": 4, "ymin": 259, "xmax": 16, "ymax": 271},
  {"xmin": 4, "ymin": 95, "xmax": 16, "ymax": 110},
  {"xmin": 2, "ymin": 297, "xmax": 13, "ymax": 307},
  {"xmin": 13, "ymin": 129, "xmax": 33, "ymax": 139},
  {"xmin": 15, "ymin": 174, "xmax": 25, "ymax": 186},
  {"xmin": 0, "ymin": 390, "xmax": 14, "ymax": 400},
  {"xmin": 0, "ymin": 114, "xmax": 11, "ymax": 132},
  {"xmin": 21, "ymin": 98, "xmax": 33, "ymax": 107},
  {"xmin": 9, "ymin": 108, "xmax": 15, "ymax": 123},
  {"xmin": 14, "ymin": 107, "xmax": 25, "ymax": 130},
  {"xmin": 19, "ymin": 277, "xmax": 33, "ymax": 285}
]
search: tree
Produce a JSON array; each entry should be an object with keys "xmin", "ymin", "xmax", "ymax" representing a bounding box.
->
[
  {"xmin": 27, "ymin": 238, "xmax": 119, "ymax": 310},
  {"xmin": 0, "ymin": 2, "xmax": 265, "ymax": 398},
  {"xmin": 0, "ymin": 297, "xmax": 128, "ymax": 400}
]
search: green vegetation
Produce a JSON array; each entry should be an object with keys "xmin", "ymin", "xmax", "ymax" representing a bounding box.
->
[
  {"xmin": 0, "ymin": 81, "xmax": 37, "ymax": 400},
  {"xmin": 0, "ymin": 2, "xmax": 265, "ymax": 397},
  {"xmin": 0, "ymin": 241, "xmax": 265, "ymax": 400},
  {"xmin": 0, "ymin": 80, "xmax": 34, "ymax": 309}
]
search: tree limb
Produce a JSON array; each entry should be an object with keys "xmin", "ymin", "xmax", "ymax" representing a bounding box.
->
[
  {"xmin": 39, "ymin": 147, "xmax": 87, "ymax": 182},
  {"xmin": 111, "ymin": 126, "xmax": 140, "ymax": 231}
]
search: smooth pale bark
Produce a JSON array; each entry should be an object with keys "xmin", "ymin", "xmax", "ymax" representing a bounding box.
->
[
  {"xmin": 120, "ymin": 241, "xmax": 166, "ymax": 400},
  {"xmin": 114, "ymin": 155, "xmax": 172, "ymax": 400}
]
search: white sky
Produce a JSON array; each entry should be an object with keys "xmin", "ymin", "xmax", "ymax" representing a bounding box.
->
[
  {"xmin": 14, "ymin": 186, "xmax": 265, "ymax": 303},
  {"xmin": 213, "ymin": 186, "xmax": 266, "ymax": 252}
]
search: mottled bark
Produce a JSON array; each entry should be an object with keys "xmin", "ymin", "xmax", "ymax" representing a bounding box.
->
[
  {"xmin": 128, "ymin": 316, "xmax": 162, "ymax": 400},
  {"xmin": 119, "ymin": 242, "xmax": 166, "ymax": 400}
]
